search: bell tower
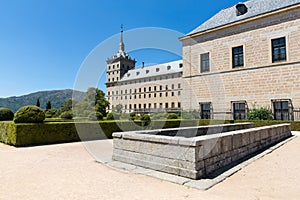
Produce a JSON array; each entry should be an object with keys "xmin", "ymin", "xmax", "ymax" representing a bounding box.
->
[{"xmin": 106, "ymin": 25, "xmax": 136, "ymax": 88}]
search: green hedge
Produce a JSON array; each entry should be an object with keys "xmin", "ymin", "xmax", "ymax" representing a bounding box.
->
[
  {"xmin": 1, "ymin": 119, "xmax": 299, "ymax": 147},
  {"xmin": 235, "ymin": 120, "xmax": 300, "ymax": 131}
]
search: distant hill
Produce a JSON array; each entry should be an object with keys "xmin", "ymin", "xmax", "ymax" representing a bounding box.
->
[{"xmin": 0, "ymin": 89, "xmax": 85, "ymax": 112}]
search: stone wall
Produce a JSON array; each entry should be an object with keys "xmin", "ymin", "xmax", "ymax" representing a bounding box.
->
[
  {"xmin": 181, "ymin": 6, "xmax": 300, "ymax": 116},
  {"xmin": 112, "ymin": 123, "xmax": 291, "ymax": 179}
]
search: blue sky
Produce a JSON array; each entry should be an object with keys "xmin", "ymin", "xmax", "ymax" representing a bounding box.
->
[{"xmin": 0, "ymin": 0, "xmax": 241, "ymax": 98}]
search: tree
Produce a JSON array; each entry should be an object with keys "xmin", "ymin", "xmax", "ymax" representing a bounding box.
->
[
  {"xmin": 61, "ymin": 99, "xmax": 73, "ymax": 113},
  {"xmin": 36, "ymin": 98, "xmax": 40, "ymax": 107},
  {"xmin": 113, "ymin": 104, "xmax": 123, "ymax": 113},
  {"xmin": 46, "ymin": 101, "xmax": 52, "ymax": 110},
  {"xmin": 75, "ymin": 88, "xmax": 109, "ymax": 117}
]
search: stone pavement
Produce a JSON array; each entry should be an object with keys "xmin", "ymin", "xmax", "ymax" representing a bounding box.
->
[{"xmin": 0, "ymin": 132, "xmax": 300, "ymax": 200}]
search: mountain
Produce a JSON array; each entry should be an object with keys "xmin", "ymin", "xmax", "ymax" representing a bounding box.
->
[{"xmin": 0, "ymin": 89, "xmax": 85, "ymax": 112}]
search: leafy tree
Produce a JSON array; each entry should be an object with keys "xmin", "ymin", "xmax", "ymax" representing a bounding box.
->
[
  {"xmin": 74, "ymin": 88, "xmax": 109, "ymax": 117},
  {"xmin": 36, "ymin": 98, "xmax": 40, "ymax": 107},
  {"xmin": 61, "ymin": 99, "xmax": 73, "ymax": 113},
  {"xmin": 113, "ymin": 104, "xmax": 123, "ymax": 113},
  {"xmin": 46, "ymin": 101, "xmax": 52, "ymax": 110}
]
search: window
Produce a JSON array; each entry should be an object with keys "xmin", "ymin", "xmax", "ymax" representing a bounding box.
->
[
  {"xmin": 171, "ymin": 84, "xmax": 174, "ymax": 89},
  {"xmin": 156, "ymin": 68, "xmax": 160, "ymax": 72},
  {"xmin": 178, "ymin": 102, "xmax": 181, "ymax": 108},
  {"xmin": 154, "ymin": 86, "xmax": 157, "ymax": 91},
  {"xmin": 165, "ymin": 85, "xmax": 168, "ymax": 90},
  {"xmin": 160, "ymin": 86, "xmax": 163, "ymax": 90},
  {"xmin": 159, "ymin": 103, "xmax": 163, "ymax": 109},
  {"xmin": 149, "ymin": 94, "xmax": 151, "ymax": 98},
  {"xmin": 148, "ymin": 103, "xmax": 151, "ymax": 108},
  {"xmin": 273, "ymin": 100, "xmax": 292, "ymax": 120},
  {"xmin": 272, "ymin": 37, "xmax": 286, "ymax": 63},
  {"xmin": 144, "ymin": 94, "xmax": 146, "ymax": 98},
  {"xmin": 160, "ymin": 93, "xmax": 162, "ymax": 97},
  {"xmin": 144, "ymin": 87, "xmax": 146, "ymax": 92},
  {"xmin": 165, "ymin": 92, "xmax": 168, "ymax": 97},
  {"xmin": 200, "ymin": 53, "xmax": 210, "ymax": 72},
  {"xmin": 178, "ymin": 83, "xmax": 181, "ymax": 89},
  {"xmin": 171, "ymin": 102, "xmax": 175, "ymax": 108},
  {"xmin": 165, "ymin": 103, "xmax": 169, "ymax": 109},
  {"xmin": 200, "ymin": 103, "xmax": 211, "ymax": 119},
  {"xmin": 233, "ymin": 102, "xmax": 246, "ymax": 120},
  {"xmin": 149, "ymin": 87, "xmax": 151, "ymax": 92},
  {"xmin": 154, "ymin": 93, "xmax": 157, "ymax": 98},
  {"xmin": 232, "ymin": 46, "xmax": 244, "ymax": 68},
  {"xmin": 179, "ymin": 63, "xmax": 183, "ymax": 68},
  {"xmin": 172, "ymin": 92, "xmax": 174, "ymax": 96},
  {"xmin": 178, "ymin": 91, "xmax": 181, "ymax": 96},
  {"xmin": 167, "ymin": 65, "xmax": 171, "ymax": 70},
  {"xmin": 154, "ymin": 103, "xmax": 157, "ymax": 109}
]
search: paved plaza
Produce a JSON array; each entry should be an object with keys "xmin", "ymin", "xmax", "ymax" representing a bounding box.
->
[{"xmin": 0, "ymin": 133, "xmax": 300, "ymax": 200}]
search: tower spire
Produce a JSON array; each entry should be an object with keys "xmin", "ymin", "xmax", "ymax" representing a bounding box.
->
[{"xmin": 119, "ymin": 24, "xmax": 125, "ymax": 54}]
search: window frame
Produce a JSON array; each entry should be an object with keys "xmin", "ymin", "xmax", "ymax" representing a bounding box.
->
[
  {"xmin": 199, "ymin": 102, "xmax": 212, "ymax": 119},
  {"xmin": 232, "ymin": 101, "xmax": 247, "ymax": 120},
  {"xmin": 200, "ymin": 52, "xmax": 210, "ymax": 73},
  {"xmin": 232, "ymin": 46, "xmax": 244, "ymax": 68},
  {"xmin": 271, "ymin": 37, "xmax": 287, "ymax": 63}
]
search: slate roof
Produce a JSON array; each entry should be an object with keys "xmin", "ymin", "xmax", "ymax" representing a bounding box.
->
[
  {"xmin": 188, "ymin": 0, "xmax": 300, "ymax": 36},
  {"xmin": 120, "ymin": 60, "xmax": 182, "ymax": 82}
]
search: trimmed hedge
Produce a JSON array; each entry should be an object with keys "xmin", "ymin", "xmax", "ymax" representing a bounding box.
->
[
  {"xmin": 0, "ymin": 108, "xmax": 14, "ymax": 121},
  {"xmin": 1, "ymin": 119, "xmax": 299, "ymax": 147},
  {"xmin": 14, "ymin": 106, "xmax": 45, "ymax": 123}
]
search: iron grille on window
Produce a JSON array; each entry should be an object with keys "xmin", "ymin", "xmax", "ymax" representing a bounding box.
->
[
  {"xmin": 273, "ymin": 100, "xmax": 292, "ymax": 120},
  {"xmin": 200, "ymin": 103, "xmax": 211, "ymax": 119},
  {"xmin": 233, "ymin": 102, "xmax": 246, "ymax": 120}
]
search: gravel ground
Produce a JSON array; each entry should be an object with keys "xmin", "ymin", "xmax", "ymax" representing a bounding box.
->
[{"xmin": 0, "ymin": 135, "xmax": 300, "ymax": 200}]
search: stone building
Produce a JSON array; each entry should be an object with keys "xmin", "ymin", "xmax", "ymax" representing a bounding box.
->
[
  {"xmin": 180, "ymin": 0, "xmax": 300, "ymax": 120},
  {"xmin": 106, "ymin": 0, "xmax": 300, "ymax": 120},
  {"xmin": 106, "ymin": 29, "xmax": 183, "ymax": 114}
]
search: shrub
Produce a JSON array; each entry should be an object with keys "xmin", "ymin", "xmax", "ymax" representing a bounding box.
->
[
  {"xmin": 151, "ymin": 113, "xmax": 167, "ymax": 120},
  {"xmin": 14, "ymin": 106, "xmax": 45, "ymax": 123},
  {"xmin": 60, "ymin": 111, "xmax": 73, "ymax": 119},
  {"xmin": 167, "ymin": 113, "xmax": 178, "ymax": 119},
  {"xmin": 0, "ymin": 108, "xmax": 14, "ymax": 121},
  {"xmin": 140, "ymin": 114, "xmax": 151, "ymax": 126},
  {"xmin": 106, "ymin": 112, "xmax": 120, "ymax": 120},
  {"xmin": 88, "ymin": 112, "xmax": 103, "ymax": 121},
  {"xmin": 45, "ymin": 108, "xmax": 59, "ymax": 118},
  {"xmin": 247, "ymin": 107, "xmax": 273, "ymax": 120},
  {"xmin": 181, "ymin": 110, "xmax": 200, "ymax": 119},
  {"xmin": 129, "ymin": 112, "xmax": 136, "ymax": 120}
]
